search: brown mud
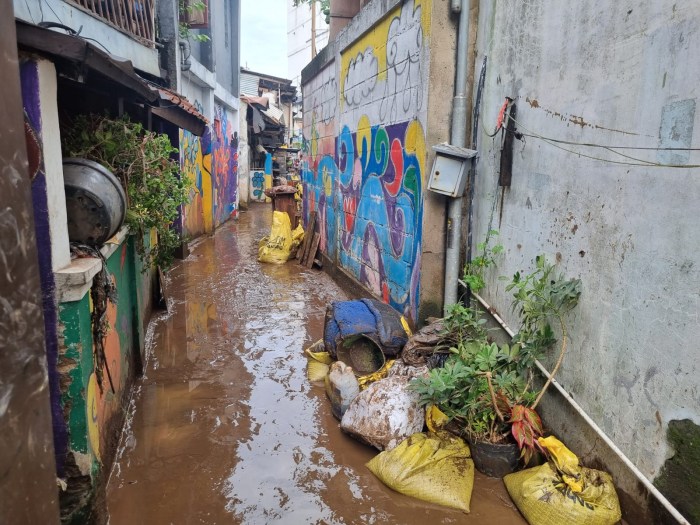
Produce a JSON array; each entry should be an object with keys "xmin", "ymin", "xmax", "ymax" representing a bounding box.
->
[{"xmin": 106, "ymin": 203, "xmax": 526, "ymax": 525}]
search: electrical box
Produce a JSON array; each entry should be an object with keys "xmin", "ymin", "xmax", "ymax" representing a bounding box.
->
[{"xmin": 427, "ymin": 143, "xmax": 477, "ymax": 198}]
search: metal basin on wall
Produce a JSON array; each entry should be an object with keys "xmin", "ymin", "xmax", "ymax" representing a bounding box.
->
[{"xmin": 63, "ymin": 158, "xmax": 126, "ymax": 246}]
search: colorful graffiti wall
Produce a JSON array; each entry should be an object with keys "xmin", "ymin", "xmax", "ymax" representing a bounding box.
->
[
  {"xmin": 180, "ymin": 102, "xmax": 239, "ymax": 238},
  {"xmin": 301, "ymin": 0, "xmax": 430, "ymax": 322}
]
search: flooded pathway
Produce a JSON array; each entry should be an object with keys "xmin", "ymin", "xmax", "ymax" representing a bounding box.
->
[{"xmin": 106, "ymin": 203, "xmax": 526, "ymax": 524}]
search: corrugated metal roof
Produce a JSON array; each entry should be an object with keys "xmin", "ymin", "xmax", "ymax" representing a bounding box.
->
[{"xmin": 240, "ymin": 72, "xmax": 259, "ymax": 96}]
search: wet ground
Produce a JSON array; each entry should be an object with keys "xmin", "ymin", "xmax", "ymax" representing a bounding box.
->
[{"xmin": 106, "ymin": 203, "xmax": 527, "ymax": 525}]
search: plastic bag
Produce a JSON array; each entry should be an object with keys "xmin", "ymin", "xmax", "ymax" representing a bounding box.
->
[
  {"xmin": 504, "ymin": 436, "xmax": 622, "ymax": 525},
  {"xmin": 258, "ymin": 211, "xmax": 302, "ymax": 264},
  {"xmin": 366, "ymin": 432, "xmax": 475, "ymax": 513}
]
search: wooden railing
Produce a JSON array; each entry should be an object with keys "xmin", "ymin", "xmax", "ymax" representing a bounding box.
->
[{"xmin": 68, "ymin": 0, "xmax": 156, "ymax": 45}]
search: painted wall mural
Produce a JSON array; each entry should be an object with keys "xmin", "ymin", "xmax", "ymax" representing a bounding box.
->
[
  {"xmin": 302, "ymin": 0, "xmax": 430, "ymax": 322},
  {"xmin": 180, "ymin": 101, "xmax": 239, "ymax": 238},
  {"xmin": 20, "ymin": 59, "xmax": 68, "ymax": 475},
  {"xmin": 212, "ymin": 104, "xmax": 238, "ymax": 226}
]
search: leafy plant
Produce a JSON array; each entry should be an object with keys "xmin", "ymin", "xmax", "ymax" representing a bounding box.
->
[
  {"xmin": 179, "ymin": 0, "xmax": 211, "ymax": 42},
  {"xmin": 62, "ymin": 114, "xmax": 190, "ymax": 270},
  {"xmin": 507, "ymin": 255, "xmax": 582, "ymax": 408},
  {"xmin": 413, "ymin": 243, "xmax": 582, "ymax": 466},
  {"xmin": 462, "ymin": 229, "xmax": 503, "ymax": 293}
]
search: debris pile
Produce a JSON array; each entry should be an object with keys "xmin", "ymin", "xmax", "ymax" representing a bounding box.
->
[{"xmin": 305, "ymin": 298, "xmax": 622, "ymax": 523}]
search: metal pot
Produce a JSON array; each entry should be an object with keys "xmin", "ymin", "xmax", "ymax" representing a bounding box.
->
[{"xmin": 63, "ymin": 158, "xmax": 126, "ymax": 245}]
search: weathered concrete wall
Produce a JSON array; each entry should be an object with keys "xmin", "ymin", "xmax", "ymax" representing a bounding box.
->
[
  {"xmin": 472, "ymin": 1, "xmax": 700, "ymax": 521},
  {"xmin": 0, "ymin": 11, "xmax": 60, "ymax": 522},
  {"xmin": 57, "ymin": 234, "xmax": 153, "ymax": 522},
  {"xmin": 238, "ymin": 101, "xmax": 250, "ymax": 209},
  {"xmin": 302, "ymin": 0, "xmax": 448, "ymax": 324}
]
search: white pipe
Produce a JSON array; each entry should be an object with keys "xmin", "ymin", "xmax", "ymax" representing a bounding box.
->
[
  {"xmin": 444, "ymin": 0, "xmax": 471, "ymax": 311},
  {"xmin": 465, "ymin": 285, "xmax": 691, "ymax": 524}
]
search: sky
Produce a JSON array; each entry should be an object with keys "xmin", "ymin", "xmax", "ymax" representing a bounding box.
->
[{"xmin": 240, "ymin": 0, "xmax": 289, "ymax": 78}]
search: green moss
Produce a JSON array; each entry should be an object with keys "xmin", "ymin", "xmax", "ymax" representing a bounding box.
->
[{"xmin": 655, "ymin": 419, "xmax": 700, "ymax": 524}]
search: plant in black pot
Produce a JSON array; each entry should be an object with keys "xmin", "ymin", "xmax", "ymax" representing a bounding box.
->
[{"xmin": 411, "ymin": 254, "xmax": 581, "ymax": 477}]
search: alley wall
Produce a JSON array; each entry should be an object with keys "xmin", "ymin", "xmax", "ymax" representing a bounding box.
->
[
  {"xmin": 301, "ymin": 0, "xmax": 453, "ymax": 323},
  {"xmin": 472, "ymin": 1, "xmax": 700, "ymax": 521},
  {"xmin": 179, "ymin": 81, "xmax": 240, "ymax": 239}
]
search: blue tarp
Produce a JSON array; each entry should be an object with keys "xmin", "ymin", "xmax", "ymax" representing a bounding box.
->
[{"xmin": 324, "ymin": 299, "xmax": 408, "ymax": 358}]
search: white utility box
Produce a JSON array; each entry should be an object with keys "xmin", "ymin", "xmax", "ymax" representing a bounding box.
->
[{"xmin": 427, "ymin": 143, "xmax": 477, "ymax": 198}]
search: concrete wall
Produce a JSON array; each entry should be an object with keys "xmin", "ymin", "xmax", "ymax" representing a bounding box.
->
[
  {"xmin": 238, "ymin": 101, "xmax": 250, "ymax": 208},
  {"xmin": 57, "ymin": 233, "xmax": 153, "ymax": 522},
  {"xmin": 211, "ymin": 0, "xmax": 241, "ymax": 96},
  {"xmin": 19, "ymin": 54, "xmax": 158, "ymax": 522},
  {"xmin": 472, "ymin": 1, "xmax": 700, "ymax": 521},
  {"xmin": 301, "ymin": 0, "xmax": 450, "ymax": 324}
]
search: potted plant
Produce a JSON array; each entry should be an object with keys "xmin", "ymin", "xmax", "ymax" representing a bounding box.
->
[{"xmin": 411, "ymin": 246, "xmax": 581, "ymax": 477}]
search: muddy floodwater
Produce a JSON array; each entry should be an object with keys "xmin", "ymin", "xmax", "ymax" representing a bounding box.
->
[{"xmin": 106, "ymin": 203, "xmax": 526, "ymax": 525}]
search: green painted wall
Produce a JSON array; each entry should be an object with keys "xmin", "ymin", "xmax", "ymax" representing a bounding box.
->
[{"xmin": 59, "ymin": 297, "xmax": 93, "ymax": 457}]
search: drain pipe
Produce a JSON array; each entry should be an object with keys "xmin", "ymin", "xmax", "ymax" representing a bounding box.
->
[
  {"xmin": 464, "ymin": 284, "xmax": 691, "ymax": 525},
  {"xmin": 444, "ymin": 0, "xmax": 472, "ymax": 311}
]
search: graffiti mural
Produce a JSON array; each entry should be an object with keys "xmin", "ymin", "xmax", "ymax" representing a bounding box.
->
[
  {"xmin": 180, "ymin": 101, "xmax": 239, "ymax": 237},
  {"xmin": 181, "ymin": 126, "xmax": 213, "ymax": 237},
  {"xmin": 302, "ymin": 0, "xmax": 430, "ymax": 322},
  {"xmin": 212, "ymin": 104, "xmax": 238, "ymax": 226}
]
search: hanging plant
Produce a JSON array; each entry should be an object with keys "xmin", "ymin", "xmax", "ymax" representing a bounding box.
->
[{"xmin": 62, "ymin": 114, "xmax": 191, "ymax": 270}]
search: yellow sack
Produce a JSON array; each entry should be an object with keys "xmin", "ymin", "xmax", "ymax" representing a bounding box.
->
[
  {"xmin": 357, "ymin": 359, "xmax": 395, "ymax": 390},
  {"xmin": 258, "ymin": 211, "xmax": 294, "ymax": 264},
  {"xmin": 425, "ymin": 405, "xmax": 450, "ymax": 433},
  {"xmin": 366, "ymin": 432, "xmax": 474, "ymax": 513},
  {"xmin": 504, "ymin": 436, "xmax": 622, "ymax": 525},
  {"xmin": 305, "ymin": 340, "xmax": 333, "ymax": 382}
]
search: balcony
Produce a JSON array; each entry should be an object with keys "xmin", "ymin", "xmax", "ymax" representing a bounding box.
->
[{"xmin": 67, "ymin": 0, "xmax": 155, "ymax": 45}]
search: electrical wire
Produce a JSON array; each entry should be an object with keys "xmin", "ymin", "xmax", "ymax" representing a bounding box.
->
[
  {"xmin": 506, "ymin": 115, "xmax": 700, "ymax": 169},
  {"xmin": 480, "ymin": 109, "xmax": 700, "ymax": 169},
  {"xmin": 42, "ymin": 0, "xmax": 65, "ymax": 25}
]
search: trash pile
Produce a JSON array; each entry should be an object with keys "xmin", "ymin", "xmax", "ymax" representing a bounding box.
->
[{"xmin": 305, "ymin": 298, "xmax": 622, "ymax": 523}]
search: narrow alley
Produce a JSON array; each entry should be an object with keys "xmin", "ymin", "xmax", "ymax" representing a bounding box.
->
[{"xmin": 105, "ymin": 204, "xmax": 526, "ymax": 525}]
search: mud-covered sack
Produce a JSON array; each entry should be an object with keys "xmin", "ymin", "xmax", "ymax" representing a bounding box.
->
[
  {"xmin": 258, "ymin": 211, "xmax": 302, "ymax": 264},
  {"xmin": 504, "ymin": 436, "xmax": 622, "ymax": 525},
  {"xmin": 366, "ymin": 432, "xmax": 474, "ymax": 513},
  {"xmin": 340, "ymin": 376, "xmax": 424, "ymax": 451},
  {"xmin": 324, "ymin": 299, "xmax": 409, "ymax": 358}
]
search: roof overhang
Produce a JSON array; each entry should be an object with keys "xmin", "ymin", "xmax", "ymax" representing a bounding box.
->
[{"xmin": 16, "ymin": 20, "xmax": 208, "ymax": 136}]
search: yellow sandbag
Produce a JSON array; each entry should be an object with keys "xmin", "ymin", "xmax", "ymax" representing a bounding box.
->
[
  {"xmin": 504, "ymin": 437, "xmax": 622, "ymax": 525},
  {"xmin": 357, "ymin": 359, "xmax": 395, "ymax": 390},
  {"xmin": 305, "ymin": 343, "xmax": 333, "ymax": 382},
  {"xmin": 425, "ymin": 405, "xmax": 449, "ymax": 433},
  {"xmin": 292, "ymin": 223, "xmax": 304, "ymax": 244},
  {"xmin": 366, "ymin": 432, "xmax": 475, "ymax": 513},
  {"xmin": 258, "ymin": 211, "xmax": 294, "ymax": 264}
]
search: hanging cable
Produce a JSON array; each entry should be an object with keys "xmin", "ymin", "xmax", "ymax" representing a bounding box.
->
[{"xmin": 503, "ymin": 114, "xmax": 700, "ymax": 169}]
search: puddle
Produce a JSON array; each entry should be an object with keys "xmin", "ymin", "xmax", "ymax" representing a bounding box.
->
[{"xmin": 106, "ymin": 203, "xmax": 526, "ymax": 524}]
